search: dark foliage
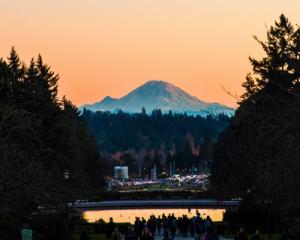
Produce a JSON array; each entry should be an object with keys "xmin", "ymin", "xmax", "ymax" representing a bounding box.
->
[
  {"xmin": 212, "ymin": 15, "xmax": 300, "ymax": 221},
  {"xmin": 0, "ymin": 48, "xmax": 104, "ymax": 218},
  {"xmin": 82, "ymin": 109, "xmax": 230, "ymax": 177},
  {"xmin": 32, "ymin": 213, "xmax": 74, "ymax": 240},
  {"xmin": 223, "ymin": 197, "xmax": 281, "ymax": 234},
  {"xmin": 0, "ymin": 218, "xmax": 20, "ymax": 240}
]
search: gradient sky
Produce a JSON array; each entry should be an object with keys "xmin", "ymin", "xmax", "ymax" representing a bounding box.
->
[{"xmin": 1, "ymin": 0, "xmax": 300, "ymax": 107}]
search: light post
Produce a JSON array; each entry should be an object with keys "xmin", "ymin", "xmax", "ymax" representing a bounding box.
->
[{"xmin": 64, "ymin": 169, "xmax": 70, "ymax": 218}]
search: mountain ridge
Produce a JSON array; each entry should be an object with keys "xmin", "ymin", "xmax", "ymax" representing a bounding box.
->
[{"xmin": 80, "ymin": 80, "xmax": 235, "ymax": 116}]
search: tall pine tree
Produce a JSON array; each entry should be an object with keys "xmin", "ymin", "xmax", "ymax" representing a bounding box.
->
[{"xmin": 212, "ymin": 15, "xmax": 300, "ymax": 220}]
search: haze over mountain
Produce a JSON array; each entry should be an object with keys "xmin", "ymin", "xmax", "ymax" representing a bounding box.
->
[{"xmin": 81, "ymin": 80, "xmax": 234, "ymax": 116}]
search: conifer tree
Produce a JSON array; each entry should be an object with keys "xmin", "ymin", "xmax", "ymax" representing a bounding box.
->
[
  {"xmin": 36, "ymin": 54, "xmax": 59, "ymax": 111},
  {"xmin": 212, "ymin": 15, "xmax": 300, "ymax": 220},
  {"xmin": 0, "ymin": 48, "xmax": 104, "ymax": 218}
]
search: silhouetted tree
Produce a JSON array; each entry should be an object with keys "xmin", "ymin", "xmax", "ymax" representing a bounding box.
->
[
  {"xmin": 141, "ymin": 107, "xmax": 147, "ymax": 115},
  {"xmin": 212, "ymin": 15, "xmax": 300, "ymax": 222},
  {"xmin": 0, "ymin": 48, "xmax": 104, "ymax": 218}
]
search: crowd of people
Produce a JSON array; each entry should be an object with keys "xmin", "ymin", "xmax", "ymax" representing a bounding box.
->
[
  {"xmin": 80, "ymin": 213, "xmax": 296, "ymax": 240},
  {"xmin": 105, "ymin": 212, "xmax": 218, "ymax": 240}
]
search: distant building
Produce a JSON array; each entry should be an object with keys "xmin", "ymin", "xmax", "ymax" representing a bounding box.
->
[{"xmin": 114, "ymin": 166, "xmax": 129, "ymax": 179}]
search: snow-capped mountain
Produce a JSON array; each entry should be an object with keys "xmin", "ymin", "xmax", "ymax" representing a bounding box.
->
[{"xmin": 80, "ymin": 80, "xmax": 234, "ymax": 116}]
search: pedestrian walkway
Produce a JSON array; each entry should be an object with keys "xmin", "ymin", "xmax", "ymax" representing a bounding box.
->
[
  {"xmin": 219, "ymin": 237, "xmax": 233, "ymax": 240},
  {"xmin": 154, "ymin": 234, "xmax": 233, "ymax": 240},
  {"xmin": 155, "ymin": 235, "xmax": 194, "ymax": 240}
]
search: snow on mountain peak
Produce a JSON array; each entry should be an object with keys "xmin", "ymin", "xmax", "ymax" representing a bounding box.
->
[{"xmin": 80, "ymin": 80, "xmax": 234, "ymax": 116}]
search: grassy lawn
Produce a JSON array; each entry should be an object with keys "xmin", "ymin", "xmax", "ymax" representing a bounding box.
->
[{"xmin": 146, "ymin": 184, "xmax": 170, "ymax": 191}]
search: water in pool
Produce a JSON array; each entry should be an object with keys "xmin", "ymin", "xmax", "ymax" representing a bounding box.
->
[{"xmin": 84, "ymin": 208, "xmax": 225, "ymax": 223}]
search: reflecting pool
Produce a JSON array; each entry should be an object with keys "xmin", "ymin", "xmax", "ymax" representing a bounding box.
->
[{"xmin": 84, "ymin": 208, "xmax": 225, "ymax": 223}]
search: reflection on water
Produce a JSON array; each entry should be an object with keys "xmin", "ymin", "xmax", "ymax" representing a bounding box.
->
[{"xmin": 84, "ymin": 209, "xmax": 225, "ymax": 224}]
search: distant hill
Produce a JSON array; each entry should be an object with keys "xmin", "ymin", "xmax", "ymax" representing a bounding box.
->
[
  {"xmin": 80, "ymin": 80, "xmax": 234, "ymax": 116},
  {"xmin": 82, "ymin": 109, "xmax": 231, "ymax": 176}
]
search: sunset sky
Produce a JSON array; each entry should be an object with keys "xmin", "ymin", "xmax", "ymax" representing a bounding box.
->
[{"xmin": 1, "ymin": 0, "xmax": 300, "ymax": 107}]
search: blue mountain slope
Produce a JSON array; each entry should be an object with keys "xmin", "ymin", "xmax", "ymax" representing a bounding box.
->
[{"xmin": 80, "ymin": 80, "xmax": 235, "ymax": 116}]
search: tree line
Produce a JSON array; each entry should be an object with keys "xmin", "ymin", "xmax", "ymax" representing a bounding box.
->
[
  {"xmin": 0, "ymin": 48, "xmax": 104, "ymax": 219},
  {"xmin": 82, "ymin": 108, "xmax": 230, "ymax": 177},
  {"xmin": 211, "ymin": 14, "xmax": 300, "ymax": 231}
]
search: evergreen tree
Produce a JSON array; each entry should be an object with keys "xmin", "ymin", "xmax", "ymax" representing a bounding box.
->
[
  {"xmin": 212, "ymin": 15, "xmax": 300, "ymax": 219},
  {"xmin": 83, "ymin": 108, "xmax": 230, "ymax": 177},
  {"xmin": 0, "ymin": 48, "xmax": 104, "ymax": 218},
  {"xmin": 35, "ymin": 54, "xmax": 59, "ymax": 111},
  {"xmin": 141, "ymin": 106, "xmax": 147, "ymax": 115}
]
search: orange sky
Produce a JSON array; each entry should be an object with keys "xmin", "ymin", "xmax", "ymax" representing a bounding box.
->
[{"xmin": 1, "ymin": 0, "xmax": 300, "ymax": 107}]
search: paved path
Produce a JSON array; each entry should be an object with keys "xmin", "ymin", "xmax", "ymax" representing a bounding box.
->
[{"xmin": 154, "ymin": 235, "xmax": 233, "ymax": 240}]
